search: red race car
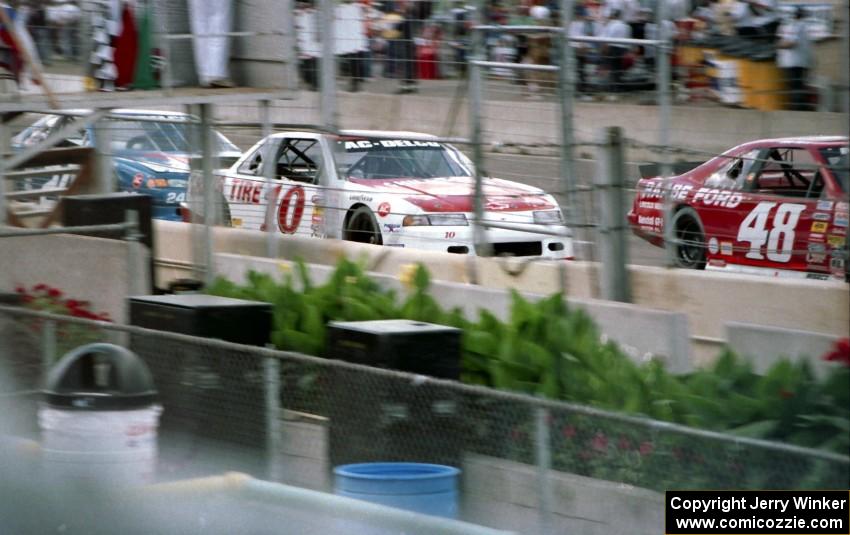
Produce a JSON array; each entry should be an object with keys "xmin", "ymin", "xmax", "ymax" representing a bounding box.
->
[{"xmin": 628, "ymin": 136, "xmax": 848, "ymax": 281}]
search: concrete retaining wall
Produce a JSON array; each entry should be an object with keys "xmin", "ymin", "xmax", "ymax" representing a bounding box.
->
[
  {"xmin": 154, "ymin": 221, "xmax": 849, "ymax": 367},
  {"xmin": 725, "ymin": 322, "xmax": 841, "ymax": 378},
  {"xmin": 463, "ymin": 454, "xmax": 663, "ymax": 535},
  {"xmin": 0, "ymin": 233, "xmax": 150, "ymax": 324}
]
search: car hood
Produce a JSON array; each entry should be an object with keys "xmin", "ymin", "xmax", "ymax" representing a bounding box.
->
[{"xmin": 349, "ymin": 176, "xmax": 556, "ymax": 212}]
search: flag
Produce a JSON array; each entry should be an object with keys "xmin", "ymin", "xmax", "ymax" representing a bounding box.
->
[{"xmin": 132, "ymin": 3, "xmax": 156, "ymax": 89}]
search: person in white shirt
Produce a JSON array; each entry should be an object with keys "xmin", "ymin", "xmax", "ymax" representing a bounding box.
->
[
  {"xmin": 601, "ymin": 9, "xmax": 631, "ymax": 95},
  {"xmin": 734, "ymin": 0, "xmax": 779, "ymax": 40},
  {"xmin": 776, "ymin": 6, "xmax": 812, "ymax": 110},
  {"xmin": 568, "ymin": 4, "xmax": 599, "ymax": 94}
]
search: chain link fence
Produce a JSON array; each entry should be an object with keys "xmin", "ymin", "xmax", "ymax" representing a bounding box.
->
[{"xmin": 2, "ymin": 305, "xmax": 847, "ymax": 534}]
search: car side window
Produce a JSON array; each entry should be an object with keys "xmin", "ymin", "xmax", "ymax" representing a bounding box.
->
[
  {"xmin": 237, "ymin": 144, "xmax": 266, "ymax": 176},
  {"xmin": 705, "ymin": 149, "xmax": 759, "ymax": 190},
  {"xmin": 745, "ymin": 147, "xmax": 819, "ymax": 198},
  {"xmin": 274, "ymin": 139, "xmax": 322, "ymax": 183}
]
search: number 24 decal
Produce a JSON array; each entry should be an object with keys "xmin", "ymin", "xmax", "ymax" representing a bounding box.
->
[{"xmin": 736, "ymin": 201, "xmax": 805, "ymax": 262}]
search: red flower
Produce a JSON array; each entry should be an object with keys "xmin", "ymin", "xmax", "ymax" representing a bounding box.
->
[
  {"xmin": 822, "ymin": 338, "xmax": 850, "ymax": 367},
  {"xmin": 33, "ymin": 283, "xmax": 48, "ymax": 291},
  {"xmin": 591, "ymin": 432, "xmax": 608, "ymax": 452},
  {"xmin": 617, "ymin": 436, "xmax": 632, "ymax": 451},
  {"xmin": 779, "ymin": 388, "xmax": 795, "ymax": 399},
  {"xmin": 14, "ymin": 285, "xmax": 26, "ymax": 294},
  {"xmin": 47, "ymin": 288, "xmax": 62, "ymax": 298},
  {"xmin": 639, "ymin": 441, "xmax": 653, "ymax": 456},
  {"xmin": 562, "ymin": 425, "xmax": 577, "ymax": 439}
]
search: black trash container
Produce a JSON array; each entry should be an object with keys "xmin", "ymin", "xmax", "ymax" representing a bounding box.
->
[{"xmin": 325, "ymin": 319, "xmax": 463, "ymax": 468}]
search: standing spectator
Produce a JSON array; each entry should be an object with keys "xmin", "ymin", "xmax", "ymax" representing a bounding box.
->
[
  {"xmin": 46, "ymin": 0, "xmax": 80, "ymax": 61},
  {"xmin": 381, "ymin": 3, "xmax": 404, "ymax": 78},
  {"xmin": 338, "ymin": 0, "xmax": 369, "ymax": 92},
  {"xmin": 25, "ymin": 0, "xmax": 50, "ymax": 66},
  {"xmin": 396, "ymin": 0, "xmax": 418, "ymax": 93},
  {"xmin": 568, "ymin": 4, "xmax": 598, "ymax": 97},
  {"xmin": 522, "ymin": 2, "xmax": 552, "ymax": 98},
  {"xmin": 776, "ymin": 6, "xmax": 811, "ymax": 110},
  {"xmin": 601, "ymin": 8, "xmax": 631, "ymax": 99},
  {"xmin": 733, "ymin": 0, "xmax": 779, "ymax": 40},
  {"xmin": 448, "ymin": 0, "xmax": 472, "ymax": 77}
]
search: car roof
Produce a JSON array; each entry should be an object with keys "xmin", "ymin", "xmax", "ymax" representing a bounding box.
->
[
  {"xmin": 48, "ymin": 108, "xmax": 189, "ymax": 118},
  {"xmin": 743, "ymin": 136, "xmax": 848, "ymax": 148},
  {"xmin": 266, "ymin": 129, "xmax": 438, "ymax": 140}
]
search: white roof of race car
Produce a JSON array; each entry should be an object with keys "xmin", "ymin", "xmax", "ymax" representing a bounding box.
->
[
  {"xmin": 44, "ymin": 108, "xmax": 190, "ymax": 119},
  {"xmin": 265, "ymin": 129, "xmax": 439, "ymax": 141}
]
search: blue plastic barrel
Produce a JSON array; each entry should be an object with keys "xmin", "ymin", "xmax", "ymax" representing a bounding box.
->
[{"xmin": 333, "ymin": 462, "xmax": 461, "ymax": 519}]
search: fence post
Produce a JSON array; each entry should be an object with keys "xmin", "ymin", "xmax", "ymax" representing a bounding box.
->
[
  {"xmin": 199, "ymin": 103, "xmax": 215, "ymax": 288},
  {"xmin": 124, "ymin": 209, "xmax": 151, "ymax": 296},
  {"xmin": 534, "ymin": 407, "xmax": 553, "ymax": 535},
  {"xmin": 41, "ymin": 319, "xmax": 57, "ymax": 379},
  {"xmin": 319, "ymin": 0, "xmax": 337, "ymax": 131},
  {"xmin": 655, "ymin": 0, "xmax": 676, "ymax": 267},
  {"xmin": 594, "ymin": 127, "xmax": 631, "ymax": 302},
  {"xmin": 260, "ymin": 100, "xmax": 279, "ymax": 259},
  {"xmin": 93, "ymin": 111, "xmax": 113, "ymax": 194},
  {"xmin": 467, "ymin": 3, "xmax": 489, "ymax": 284},
  {"xmin": 558, "ymin": 0, "xmax": 579, "ymax": 238},
  {"xmin": 0, "ymin": 117, "xmax": 8, "ymax": 227},
  {"xmin": 265, "ymin": 354, "xmax": 282, "ymax": 482}
]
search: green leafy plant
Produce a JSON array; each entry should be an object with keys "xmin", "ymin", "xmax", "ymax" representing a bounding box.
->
[{"xmin": 207, "ymin": 260, "xmax": 850, "ymax": 481}]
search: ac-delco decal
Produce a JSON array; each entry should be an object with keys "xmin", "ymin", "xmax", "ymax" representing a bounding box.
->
[
  {"xmin": 344, "ymin": 140, "xmax": 441, "ymax": 151},
  {"xmin": 812, "ymin": 212, "xmax": 831, "ymax": 221}
]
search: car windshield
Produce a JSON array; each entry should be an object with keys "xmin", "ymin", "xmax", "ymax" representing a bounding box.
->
[
  {"xmin": 333, "ymin": 138, "xmax": 472, "ymax": 180},
  {"xmin": 108, "ymin": 118, "xmax": 240, "ymax": 154},
  {"xmin": 820, "ymin": 146, "xmax": 848, "ymax": 192}
]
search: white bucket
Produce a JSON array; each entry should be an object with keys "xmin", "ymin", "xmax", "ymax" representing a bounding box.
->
[{"xmin": 39, "ymin": 405, "xmax": 162, "ymax": 488}]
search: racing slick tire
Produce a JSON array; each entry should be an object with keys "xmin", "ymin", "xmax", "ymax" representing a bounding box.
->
[
  {"xmin": 344, "ymin": 206, "xmax": 383, "ymax": 245},
  {"xmin": 670, "ymin": 207, "xmax": 706, "ymax": 270}
]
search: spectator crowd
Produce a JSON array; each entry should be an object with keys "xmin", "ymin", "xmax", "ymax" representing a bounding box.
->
[{"xmin": 294, "ymin": 0, "xmax": 822, "ymax": 109}]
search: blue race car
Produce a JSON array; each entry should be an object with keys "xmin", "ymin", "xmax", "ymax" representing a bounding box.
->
[{"xmin": 12, "ymin": 109, "xmax": 242, "ymax": 221}]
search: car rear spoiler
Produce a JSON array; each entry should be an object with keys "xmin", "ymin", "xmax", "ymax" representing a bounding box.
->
[{"xmin": 638, "ymin": 161, "xmax": 704, "ymax": 179}]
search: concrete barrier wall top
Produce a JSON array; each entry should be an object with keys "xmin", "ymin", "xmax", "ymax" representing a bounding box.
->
[{"xmin": 155, "ymin": 221, "xmax": 849, "ymax": 367}]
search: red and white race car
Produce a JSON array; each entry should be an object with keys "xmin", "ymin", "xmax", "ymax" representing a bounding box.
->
[
  {"xmin": 187, "ymin": 130, "xmax": 573, "ymax": 259},
  {"xmin": 628, "ymin": 136, "xmax": 849, "ymax": 280}
]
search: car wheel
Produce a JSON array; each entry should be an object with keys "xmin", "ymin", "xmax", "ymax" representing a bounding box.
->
[
  {"xmin": 671, "ymin": 207, "xmax": 706, "ymax": 269},
  {"xmin": 344, "ymin": 206, "xmax": 383, "ymax": 245}
]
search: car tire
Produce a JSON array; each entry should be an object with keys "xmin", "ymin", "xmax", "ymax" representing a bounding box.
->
[
  {"xmin": 344, "ymin": 206, "xmax": 383, "ymax": 245},
  {"xmin": 670, "ymin": 207, "xmax": 706, "ymax": 269}
]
